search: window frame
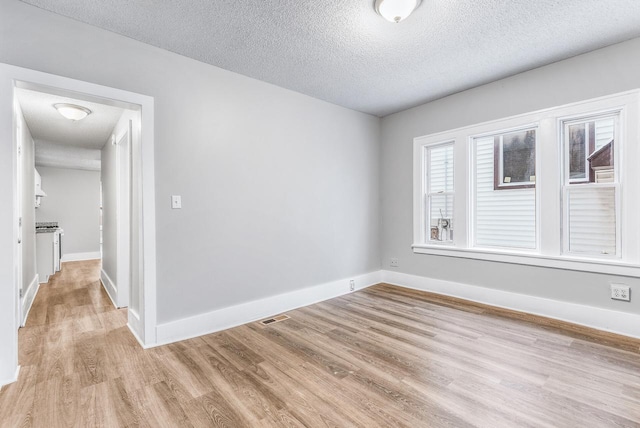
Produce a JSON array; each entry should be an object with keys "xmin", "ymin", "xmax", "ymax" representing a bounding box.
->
[{"xmin": 412, "ymin": 90, "xmax": 640, "ymax": 277}]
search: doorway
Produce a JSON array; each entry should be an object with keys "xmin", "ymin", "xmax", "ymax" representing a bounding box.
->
[{"xmin": 0, "ymin": 63, "xmax": 157, "ymax": 386}]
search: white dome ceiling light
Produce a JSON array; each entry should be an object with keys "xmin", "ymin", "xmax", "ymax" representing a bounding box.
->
[
  {"xmin": 374, "ymin": 0, "xmax": 422, "ymax": 23},
  {"xmin": 53, "ymin": 103, "xmax": 92, "ymax": 121}
]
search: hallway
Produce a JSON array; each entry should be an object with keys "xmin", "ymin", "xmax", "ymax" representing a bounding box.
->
[{"xmin": 0, "ymin": 260, "xmax": 147, "ymax": 427}]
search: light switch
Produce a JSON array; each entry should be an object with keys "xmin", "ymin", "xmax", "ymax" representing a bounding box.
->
[{"xmin": 171, "ymin": 195, "xmax": 182, "ymax": 209}]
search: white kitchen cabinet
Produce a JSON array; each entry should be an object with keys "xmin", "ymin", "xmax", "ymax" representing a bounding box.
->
[{"xmin": 36, "ymin": 230, "xmax": 61, "ymax": 283}]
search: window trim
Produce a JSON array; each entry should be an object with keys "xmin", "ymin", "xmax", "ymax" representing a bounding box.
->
[
  {"xmin": 412, "ymin": 89, "xmax": 640, "ymax": 277},
  {"xmin": 411, "ymin": 244, "xmax": 640, "ymax": 276}
]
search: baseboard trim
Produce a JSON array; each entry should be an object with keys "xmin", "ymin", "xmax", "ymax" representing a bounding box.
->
[
  {"xmin": 128, "ymin": 309, "xmax": 145, "ymax": 346},
  {"xmin": 100, "ymin": 269, "xmax": 118, "ymax": 309},
  {"xmin": 0, "ymin": 365, "xmax": 20, "ymax": 388},
  {"xmin": 155, "ymin": 270, "xmax": 382, "ymax": 346},
  {"xmin": 62, "ymin": 251, "xmax": 101, "ymax": 262},
  {"xmin": 381, "ymin": 270, "xmax": 640, "ymax": 340},
  {"xmin": 127, "ymin": 322, "xmax": 149, "ymax": 349},
  {"xmin": 21, "ymin": 274, "xmax": 40, "ymax": 326}
]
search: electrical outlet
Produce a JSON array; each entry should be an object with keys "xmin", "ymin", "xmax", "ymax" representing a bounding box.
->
[
  {"xmin": 611, "ymin": 283, "xmax": 630, "ymax": 301},
  {"xmin": 349, "ymin": 280, "xmax": 355, "ymax": 291},
  {"xmin": 390, "ymin": 258, "xmax": 399, "ymax": 268}
]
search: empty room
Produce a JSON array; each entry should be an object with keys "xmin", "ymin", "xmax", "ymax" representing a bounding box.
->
[{"xmin": 1, "ymin": 0, "xmax": 640, "ymax": 426}]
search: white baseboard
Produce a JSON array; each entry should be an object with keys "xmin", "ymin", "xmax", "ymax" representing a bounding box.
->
[
  {"xmin": 21, "ymin": 274, "xmax": 40, "ymax": 326},
  {"xmin": 62, "ymin": 251, "xmax": 101, "ymax": 262},
  {"xmin": 127, "ymin": 322, "xmax": 148, "ymax": 349},
  {"xmin": 381, "ymin": 270, "xmax": 640, "ymax": 340},
  {"xmin": 0, "ymin": 365, "xmax": 20, "ymax": 388},
  {"xmin": 155, "ymin": 271, "xmax": 382, "ymax": 346},
  {"xmin": 100, "ymin": 269, "xmax": 118, "ymax": 309},
  {"xmin": 128, "ymin": 308, "xmax": 145, "ymax": 346}
]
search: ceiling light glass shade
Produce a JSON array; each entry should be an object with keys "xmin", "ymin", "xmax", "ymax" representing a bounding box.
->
[
  {"xmin": 375, "ymin": 0, "xmax": 421, "ymax": 23},
  {"xmin": 53, "ymin": 103, "xmax": 92, "ymax": 121}
]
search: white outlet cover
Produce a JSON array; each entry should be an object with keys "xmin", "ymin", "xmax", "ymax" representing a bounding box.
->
[{"xmin": 611, "ymin": 283, "xmax": 630, "ymax": 301}]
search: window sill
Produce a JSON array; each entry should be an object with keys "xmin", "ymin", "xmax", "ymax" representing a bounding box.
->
[{"xmin": 412, "ymin": 244, "xmax": 640, "ymax": 277}]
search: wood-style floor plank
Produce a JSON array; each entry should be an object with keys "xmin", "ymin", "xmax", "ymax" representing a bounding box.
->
[{"xmin": 2, "ymin": 261, "xmax": 640, "ymax": 427}]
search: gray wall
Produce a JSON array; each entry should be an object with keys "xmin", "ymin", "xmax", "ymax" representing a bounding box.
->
[
  {"xmin": 19, "ymin": 107, "xmax": 36, "ymax": 290},
  {"xmin": 0, "ymin": 1, "xmax": 381, "ymax": 324},
  {"xmin": 35, "ymin": 166, "xmax": 101, "ymax": 256},
  {"xmin": 380, "ymin": 37, "xmax": 640, "ymax": 314}
]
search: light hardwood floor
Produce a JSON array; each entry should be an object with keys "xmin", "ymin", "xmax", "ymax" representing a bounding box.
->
[{"xmin": 1, "ymin": 260, "xmax": 640, "ymax": 427}]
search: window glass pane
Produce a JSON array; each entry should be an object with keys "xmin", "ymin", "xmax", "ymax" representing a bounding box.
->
[
  {"xmin": 594, "ymin": 118, "xmax": 615, "ymax": 150},
  {"xmin": 568, "ymin": 124, "xmax": 587, "ymax": 180},
  {"xmin": 426, "ymin": 143, "xmax": 454, "ymax": 243},
  {"xmin": 428, "ymin": 194, "xmax": 453, "ymax": 242},
  {"xmin": 474, "ymin": 133, "xmax": 536, "ymax": 249},
  {"xmin": 568, "ymin": 187, "xmax": 616, "ymax": 255},
  {"xmin": 567, "ymin": 116, "xmax": 616, "ymax": 184},
  {"xmin": 501, "ymin": 130, "xmax": 535, "ymax": 185},
  {"xmin": 429, "ymin": 145, "xmax": 453, "ymax": 193}
]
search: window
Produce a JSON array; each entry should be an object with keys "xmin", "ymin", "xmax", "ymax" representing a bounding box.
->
[
  {"xmin": 473, "ymin": 127, "xmax": 537, "ymax": 249},
  {"xmin": 424, "ymin": 142, "xmax": 454, "ymax": 243},
  {"xmin": 412, "ymin": 90, "xmax": 640, "ymax": 276},
  {"xmin": 562, "ymin": 114, "xmax": 619, "ymax": 256}
]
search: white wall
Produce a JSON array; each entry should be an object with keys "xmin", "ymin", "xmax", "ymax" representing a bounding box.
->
[
  {"xmin": 0, "ymin": 67, "xmax": 17, "ymax": 384},
  {"xmin": 35, "ymin": 166, "xmax": 101, "ymax": 257},
  {"xmin": 101, "ymin": 124, "xmax": 117, "ymax": 301},
  {"xmin": 381, "ymin": 37, "xmax": 640, "ymax": 315},
  {"xmin": 18, "ymin": 106, "xmax": 36, "ymax": 295},
  {"xmin": 0, "ymin": 1, "xmax": 381, "ymax": 326},
  {"xmin": 101, "ymin": 110, "xmax": 134, "ymax": 308}
]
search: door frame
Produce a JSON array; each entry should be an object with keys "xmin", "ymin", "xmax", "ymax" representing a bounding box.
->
[
  {"xmin": 0, "ymin": 63, "xmax": 158, "ymax": 385},
  {"xmin": 15, "ymin": 99, "xmax": 23, "ymax": 329},
  {"xmin": 115, "ymin": 118, "xmax": 132, "ymax": 309}
]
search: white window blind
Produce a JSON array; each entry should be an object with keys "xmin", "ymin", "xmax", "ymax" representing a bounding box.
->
[{"xmin": 567, "ymin": 186, "xmax": 617, "ymax": 255}]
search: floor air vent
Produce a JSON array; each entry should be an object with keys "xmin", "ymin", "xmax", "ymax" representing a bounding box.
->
[{"xmin": 259, "ymin": 314, "xmax": 290, "ymax": 326}]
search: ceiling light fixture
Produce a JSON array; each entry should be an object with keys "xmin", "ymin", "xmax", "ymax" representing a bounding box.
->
[
  {"xmin": 53, "ymin": 103, "xmax": 92, "ymax": 121},
  {"xmin": 375, "ymin": 0, "xmax": 421, "ymax": 23}
]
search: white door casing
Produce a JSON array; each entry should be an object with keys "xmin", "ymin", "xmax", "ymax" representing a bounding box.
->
[{"xmin": 0, "ymin": 62, "xmax": 157, "ymax": 386}]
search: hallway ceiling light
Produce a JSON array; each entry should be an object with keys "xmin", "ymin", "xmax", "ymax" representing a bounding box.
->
[
  {"xmin": 375, "ymin": 0, "xmax": 422, "ymax": 23},
  {"xmin": 53, "ymin": 103, "xmax": 92, "ymax": 121}
]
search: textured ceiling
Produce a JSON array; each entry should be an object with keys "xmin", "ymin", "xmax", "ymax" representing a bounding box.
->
[
  {"xmin": 34, "ymin": 141, "xmax": 102, "ymax": 171},
  {"xmin": 20, "ymin": 0, "xmax": 640, "ymax": 116},
  {"xmin": 16, "ymin": 88, "xmax": 124, "ymax": 170}
]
